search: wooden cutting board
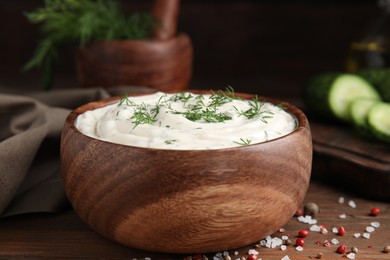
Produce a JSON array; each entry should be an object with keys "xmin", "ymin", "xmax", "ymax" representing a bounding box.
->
[{"xmin": 309, "ymin": 119, "xmax": 390, "ymax": 202}]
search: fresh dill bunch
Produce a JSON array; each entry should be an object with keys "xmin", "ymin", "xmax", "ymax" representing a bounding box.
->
[{"xmin": 24, "ymin": 0, "xmax": 156, "ymax": 90}]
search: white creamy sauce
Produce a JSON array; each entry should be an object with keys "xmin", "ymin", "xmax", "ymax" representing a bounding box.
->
[{"xmin": 76, "ymin": 92, "xmax": 297, "ymax": 150}]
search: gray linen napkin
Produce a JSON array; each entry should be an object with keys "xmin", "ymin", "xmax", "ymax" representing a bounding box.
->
[{"xmin": 0, "ymin": 86, "xmax": 152, "ymax": 217}]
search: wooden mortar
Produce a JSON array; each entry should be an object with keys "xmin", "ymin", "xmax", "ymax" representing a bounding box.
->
[{"xmin": 76, "ymin": 0, "xmax": 192, "ymax": 91}]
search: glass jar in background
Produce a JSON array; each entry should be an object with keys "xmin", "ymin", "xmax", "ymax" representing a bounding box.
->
[{"xmin": 346, "ymin": 0, "xmax": 390, "ymax": 72}]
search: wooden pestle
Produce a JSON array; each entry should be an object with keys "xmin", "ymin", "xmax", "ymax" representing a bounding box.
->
[{"xmin": 151, "ymin": 0, "xmax": 180, "ymax": 40}]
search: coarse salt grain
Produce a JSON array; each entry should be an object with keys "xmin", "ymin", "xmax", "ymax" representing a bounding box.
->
[
  {"xmin": 234, "ymin": 251, "xmax": 239, "ymax": 256},
  {"xmin": 363, "ymin": 233, "xmax": 371, "ymax": 239},
  {"xmin": 371, "ymin": 222, "xmax": 380, "ymax": 228},
  {"xmin": 348, "ymin": 200, "xmax": 357, "ymax": 208},
  {"xmin": 297, "ymin": 215, "xmax": 317, "ymax": 224},
  {"xmin": 248, "ymin": 249, "xmax": 259, "ymax": 255},
  {"xmin": 282, "ymin": 235, "xmax": 289, "ymax": 240},
  {"xmin": 320, "ymin": 227, "xmax": 328, "ymax": 234},
  {"xmin": 346, "ymin": 252, "xmax": 356, "ymax": 259},
  {"xmin": 281, "ymin": 256, "xmax": 290, "ymax": 260},
  {"xmin": 281, "ymin": 245, "xmax": 287, "ymax": 251},
  {"xmin": 354, "ymin": 233, "xmax": 361, "ymax": 238},
  {"xmin": 332, "ymin": 227, "xmax": 338, "ymax": 233},
  {"xmin": 273, "ymin": 237, "xmax": 284, "ymax": 247},
  {"xmin": 296, "ymin": 246, "xmax": 304, "ymax": 251},
  {"xmin": 366, "ymin": 226, "xmax": 375, "ymax": 233},
  {"xmin": 339, "ymin": 213, "xmax": 347, "ymax": 219},
  {"xmin": 338, "ymin": 196, "xmax": 345, "ymax": 203},
  {"xmin": 310, "ymin": 225, "xmax": 321, "ymax": 232},
  {"xmin": 331, "ymin": 238, "xmax": 339, "ymax": 245}
]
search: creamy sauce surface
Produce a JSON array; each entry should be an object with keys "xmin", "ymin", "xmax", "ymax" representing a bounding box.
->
[{"xmin": 76, "ymin": 92, "xmax": 297, "ymax": 150}]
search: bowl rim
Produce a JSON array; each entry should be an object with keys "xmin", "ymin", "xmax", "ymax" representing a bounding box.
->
[{"xmin": 64, "ymin": 89, "xmax": 310, "ymax": 152}]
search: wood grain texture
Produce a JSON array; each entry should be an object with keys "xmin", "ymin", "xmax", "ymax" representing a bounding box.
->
[
  {"xmin": 310, "ymin": 119, "xmax": 390, "ymax": 202},
  {"xmin": 76, "ymin": 33, "xmax": 193, "ymax": 91},
  {"xmin": 60, "ymin": 91, "xmax": 312, "ymax": 253},
  {"xmin": 1, "ymin": 181, "xmax": 389, "ymax": 259},
  {"xmin": 151, "ymin": 0, "xmax": 180, "ymax": 40}
]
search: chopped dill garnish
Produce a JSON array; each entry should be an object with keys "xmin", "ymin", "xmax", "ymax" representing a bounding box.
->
[
  {"xmin": 264, "ymin": 130, "xmax": 269, "ymax": 141},
  {"xmin": 170, "ymin": 92, "xmax": 193, "ymax": 103},
  {"xmin": 130, "ymin": 102, "xmax": 158, "ymax": 128},
  {"xmin": 164, "ymin": 139, "xmax": 177, "ymax": 144},
  {"xmin": 118, "ymin": 94, "xmax": 134, "ymax": 106},
  {"xmin": 233, "ymin": 138, "xmax": 252, "ymax": 146},
  {"xmin": 236, "ymin": 95, "xmax": 274, "ymax": 122},
  {"xmin": 118, "ymin": 86, "xmax": 274, "ymax": 127},
  {"xmin": 174, "ymin": 108, "xmax": 232, "ymax": 123}
]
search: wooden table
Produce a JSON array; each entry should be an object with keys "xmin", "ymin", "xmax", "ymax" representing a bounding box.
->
[{"xmin": 0, "ymin": 180, "xmax": 389, "ymax": 260}]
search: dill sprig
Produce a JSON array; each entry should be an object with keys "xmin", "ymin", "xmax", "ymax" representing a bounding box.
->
[
  {"xmin": 175, "ymin": 108, "xmax": 232, "ymax": 123},
  {"xmin": 24, "ymin": 0, "xmax": 156, "ymax": 90},
  {"xmin": 171, "ymin": 91, "xmax": 233, "ymax": 123},
  {"xmin": 131, "ymin": 103, "xmax": 158, "ymax": 128},
  {"xmin": 170, "ymin": 92, "xmax": 193, "ymax": 103},
  {"xmin": 236, "ymin": 95, "xmax": 274, "ymax": 122},
  {"xmin": 119, "ymin": 94, "xmax": 135, "ymax": 106},
  {"xmin": 233, "ymin": 138, "xmax": 252, "ymax": 146}
]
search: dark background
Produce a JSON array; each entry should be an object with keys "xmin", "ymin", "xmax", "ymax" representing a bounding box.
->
[{"xmin": 0, "ymin": 0, "xmax": 381, "ymax": 98}]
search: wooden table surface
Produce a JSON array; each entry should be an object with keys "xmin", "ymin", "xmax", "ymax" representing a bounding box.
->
[{"xmin": 0, "ymin": 180, "xmax": 389, "ymax": 260}]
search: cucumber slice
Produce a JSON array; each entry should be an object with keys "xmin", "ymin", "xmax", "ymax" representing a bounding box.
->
[
  {"xmin": 367, "ymin": 102, "xmax": 390, "ymax": 142},
  {"xmin": 302, "ymin": 73, "xmax": 381, "ymax": 122},
  {"xmin": 329, "ymin": 74, "xmax": 381, "ymax": 121},
  {"xmin": 357, "ymin": 68, "xmax": 390, "ymax": 102},
  {"xmin": 349, "ymin": 98, "xmax": 377, "ymax": 129}
]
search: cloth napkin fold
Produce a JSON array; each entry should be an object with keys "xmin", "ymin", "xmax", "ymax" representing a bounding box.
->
[{"xmin": 0, "ymin": 86, "xmax": 152, "ymax": 217}]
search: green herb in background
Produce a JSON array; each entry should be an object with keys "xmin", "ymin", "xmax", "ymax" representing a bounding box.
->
[{"xmin": 24, "ymin": 0, "xmax": 156, "ymax": 90}]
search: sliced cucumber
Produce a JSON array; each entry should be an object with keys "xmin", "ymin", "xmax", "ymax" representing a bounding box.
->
[
  {"xmin": 349, "ymin": 98, "xmax": 378, "ymax": 129},
  {"xmin": 367, "ymin": 102, "xmax": 390, "ymax": 142},
  {"xmin": 302, "ymin": 73, "xmax": 381, "ymax": 122},
  {"xmin": 357, "ymin": 68, "xmax": 390, "ymax": 102},
  {"xmin": 329, "ymin": 74, "xmax": 381, "ymax": 121}
]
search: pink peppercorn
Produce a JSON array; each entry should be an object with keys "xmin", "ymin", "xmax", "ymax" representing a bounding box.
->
[
  {"xmin": 295, "ymin": 208, "xmax": 304, "ymax": 217},
  {"xmin": 336, "ymin": 245, "xmax": 346, "ymax": 254},
  {"xmin": 247, "ymin": 254, "xmax": 258, "ymax": 260},
  {"xmin": 338, "ymin": 226, "xmax": 346, "ymax": 236},
  {"xmin": 298, "ymin": 229, "xmax": 309, "ymax": 238},
  {"xmin": 296, "ymin": 238, "xmax": 305, "ymax": 247},
  {"xmin": 371, "ymin": 207, "xmax": 380, "ymax": 216}
]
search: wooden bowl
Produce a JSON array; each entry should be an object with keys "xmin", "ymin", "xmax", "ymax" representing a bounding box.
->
[
  {"xmin": 76, "ymin": 33, "xmax": 193, "ymax": 92},
  {"xmin": 60, "ymin": 90, "xmax": 312, "ymax": 253}
]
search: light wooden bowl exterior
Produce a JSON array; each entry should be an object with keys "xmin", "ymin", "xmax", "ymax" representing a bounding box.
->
[
  {"xmin": 76, "ymin": 33, "xmax": 193, "ymax": 91},
  {"xmin": 60, "ymin": 91, "xmax": 312, "ymax": 253}
]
